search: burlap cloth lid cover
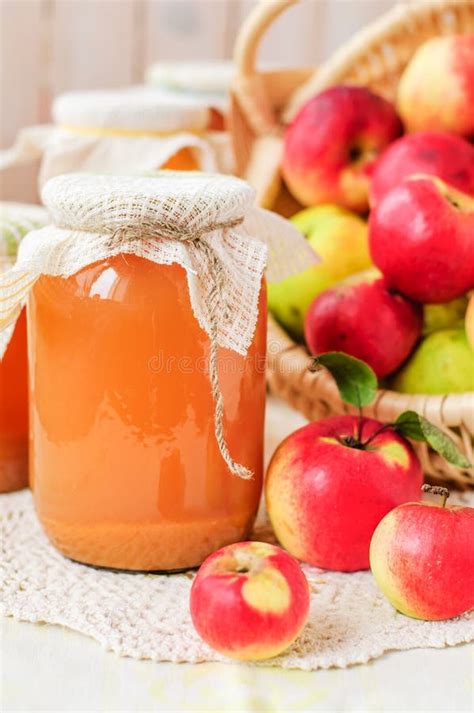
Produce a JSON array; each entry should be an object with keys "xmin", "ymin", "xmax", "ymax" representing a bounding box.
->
[
  {"xmin": 0, "ymin": 202, "xmax": 48, "ymax": 263},
  {"xmin": 0, "ymin": 86, "xmax": 235, "ymax": 187},
  {"xmin": 0, "ymin": 171, "xmax": 316, "ymax": 477}
]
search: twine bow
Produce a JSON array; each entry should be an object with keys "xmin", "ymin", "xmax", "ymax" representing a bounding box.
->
[
  {"xmin": 59, "ymin": 216, "xmax": 244, "ymax": 246},
  {"xmin": 58, "ymin": 214, "xmax": 253, "ymax": 480}
]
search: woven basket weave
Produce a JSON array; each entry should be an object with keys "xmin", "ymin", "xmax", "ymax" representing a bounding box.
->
[{"xmin": 231, "ymin": 0, "xmax": 474, "ymax": 488}]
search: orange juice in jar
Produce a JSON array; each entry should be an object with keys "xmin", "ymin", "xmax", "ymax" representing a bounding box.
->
[
  {"xmin": 18, "ymin": 172, "xmax": 272, "ymax": 571},
  {"xmin": 0, "ymin": 203, "xmax": 48, "ymax": 493}
]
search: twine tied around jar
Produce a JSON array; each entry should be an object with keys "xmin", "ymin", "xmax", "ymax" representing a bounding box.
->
[{"xmin": 60, "ymin": 216, "xmax": 245, "ymax": 247}]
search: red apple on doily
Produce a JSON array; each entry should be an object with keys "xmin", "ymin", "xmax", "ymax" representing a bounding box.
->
[
  {"xmin": 266, "ymin": 415, "xmax": 423, "ymax": 572},
  {"xmin": 369, "ymin": 176, "xmax": 474, "ymax": 303},
  {"xmin": 369, "ymin": 131, "xmax": 474, "ymax": 207},
  {"xmin": 190, "ymin": 541, "xmax": 310, "ymax": 661},
  {"xmin": 304, "ymin": 276, "xmax": 422, "ymax": 378},
  {"xmin": 282, "ymin": 85, "xmax": 402, "ymax": 212},
  {"xmin": 370, "ymin": 486, "xmax": 474, "ymax": 620}
]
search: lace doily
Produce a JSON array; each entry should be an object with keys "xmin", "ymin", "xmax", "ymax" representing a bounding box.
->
[{"xmin": 1, "ymin": 488, "xmax": 472, "ymax": 670}]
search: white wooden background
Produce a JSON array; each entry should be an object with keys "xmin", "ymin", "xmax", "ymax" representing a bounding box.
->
[{"xmin": 0, "ymin": 0, "xmax": 396, "ymax": 201}]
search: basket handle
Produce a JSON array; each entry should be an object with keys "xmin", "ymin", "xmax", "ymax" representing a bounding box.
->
[
  {"xmin": 232, "ymin": 0, "xmax": 300, "ymax": 135},
  {"xmin": 234, "ymin": 0, "xmax": 298, "ymax": 77}
]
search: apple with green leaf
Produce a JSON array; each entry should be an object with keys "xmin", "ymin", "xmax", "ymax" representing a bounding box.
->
[
  {"xmin": 266, "ymin": 353, "xmax": 470, "ymax": 572},
  {"xmin": 370, "ymin": 484, "xmax": 474, "ymax": 620}
]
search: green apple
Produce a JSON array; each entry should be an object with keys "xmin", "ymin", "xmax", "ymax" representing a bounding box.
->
[
  {"xmin": 268, "ymin": 204, "xmax": 372, "ymax": 341},
  {"xmin": 392, "ymin": 328, "xmax": 474, "ymax": 394},
  {"xmin": 423, "ymin": 296, "xmax": 467, "ymax": 336},
  {"xmin": 465, "ymin": 293, "xmax": 474, "ymax": 350}
]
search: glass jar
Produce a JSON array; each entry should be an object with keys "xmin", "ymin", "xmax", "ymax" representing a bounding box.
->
[
  {"xmin": 37, "ymin": 86, "xmax": 233, "ymax": 183},
  {"xmin": 0, "ymin": 203, "xmax": 48, "ymax": 493},
  {"xmin": 29, "ymin": 255, "xmax": 267, "ymax": 571},
  {"xmin": 2, "ymin": 87, "xmax": 235, "ymax": 189}
]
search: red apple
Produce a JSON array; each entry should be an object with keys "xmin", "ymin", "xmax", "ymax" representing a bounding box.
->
[
  {"xmin": 266, "ymin": 416, "xmax": 423, "ymax": 572},
  {"xmin": 370, "ymin": 492, "xmax": 474, "ymax": 620},
  {"xmin": 397, "ymin": 35, "xmax": 474, "ymax": 138},
  {"xmin": 370, "ymin": 131, "xmax": 474, "ymax": 207},
  {"xmin": 369, "ymin": 176, "xmax": 474, "ymax": 303},
  {"xmin": 304, "ymin": 276, "xmax": 422, "ymax": 378},
  {"xmin": 282, "ymin": 86, "xmax": 402, "ymax": 212},
  {"xmin": 190, "ymin": 541, "xmax": 310, "ymax": 661}
]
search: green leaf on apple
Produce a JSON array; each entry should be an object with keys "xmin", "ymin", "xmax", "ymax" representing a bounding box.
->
[
  {"xmin": 312, "ymin": 352, "xmax": 378, "ymax": 408},
  {"xmin": 395, "ymin": 410, "xmax": 471, "ymax": 468}
]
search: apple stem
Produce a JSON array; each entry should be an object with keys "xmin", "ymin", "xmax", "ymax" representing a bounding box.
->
[
  {"xmin": 361, "ymin": 423, "xmax": 393, "ymax": 448},
  {"xmin": 422, "ymin": 483, "xmax": 450, "ymax": 507}
]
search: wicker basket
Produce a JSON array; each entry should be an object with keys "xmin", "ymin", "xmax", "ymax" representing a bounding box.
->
[{"xmin": 231, "ymin": 0, "xmax": 474, "ymax": 488}]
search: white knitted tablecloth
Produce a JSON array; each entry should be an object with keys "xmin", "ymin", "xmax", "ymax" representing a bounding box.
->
[{"xmin": 1, "ymin": 487, "xmax": 473, "ymax": 671}]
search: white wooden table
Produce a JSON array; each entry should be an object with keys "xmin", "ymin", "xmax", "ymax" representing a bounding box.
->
[{"xmin": 2, "ymin": 398, "xmax": 473, "ymax": 712}]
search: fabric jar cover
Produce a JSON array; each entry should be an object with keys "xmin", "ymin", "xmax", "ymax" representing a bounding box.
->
[
  {"xmin": 0, "ymin": 171, "xmax": 316, "ymax": 477},
  {"xmin": 0, "ymin": 86, "xmax": 235, "ymax": 187}
]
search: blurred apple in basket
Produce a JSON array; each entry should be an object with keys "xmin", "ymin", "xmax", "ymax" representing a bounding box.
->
[
  {"xmin": 304, "ymin": 273, "xmax": 422, "ymax": 378},
  {"xmin": 422, "ymin": 296, "xmax": 467, "ymax": 336},
  {"xmin": 369, "ymin": 176, "xmax": 474, "ymax": 304},
  {"xmin": 268, "ymin": 204, "xmax": 372, "ymax": 341},
  {"xmin": 369, "ymin": 131, "xmax": 474, "ymax": 207},
  {"xmin": 396, "ymin": 34, "xmax": 474, "ymax": 138},
  {"xmin": 391, "ymin": 327, "xmax": 474, "ymax": 395},
  {"xmin": 282, "ymin": 86, "xmax": 402, "ymax": 213}
]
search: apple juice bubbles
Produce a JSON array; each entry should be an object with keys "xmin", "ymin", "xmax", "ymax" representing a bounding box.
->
[
  {"xmin": 0, "ymin": 172, "xmax": 314, "ymax": 571},
  {"xmin": 0, "ymin": 203, "xmax": 48, "ymax": 493}
]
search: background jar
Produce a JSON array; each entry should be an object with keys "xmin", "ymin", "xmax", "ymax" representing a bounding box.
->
[{"xmin": 0, "ymin": 203, "xmax": 47, "ymax": 493}]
